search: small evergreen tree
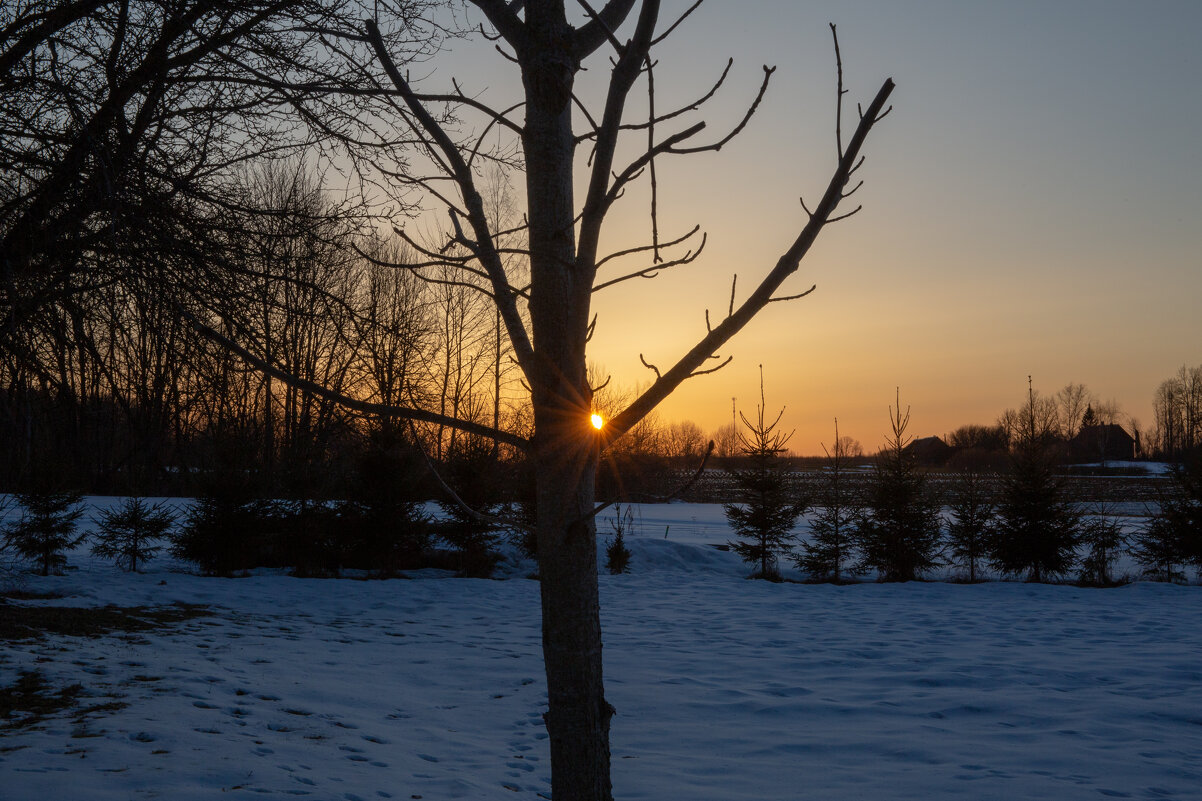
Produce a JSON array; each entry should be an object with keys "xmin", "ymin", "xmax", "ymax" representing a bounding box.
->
[
  {"xmin": 855, "ymin": 392, "xmax": 943, "ymax": 582},
  {"xmin": 794, "ymin": 419, "xmax": 863, "ymax": 582},
  {"xmin": 1131, "ymin": 515, "xmax": 1187, "ymax": 583},
  {"xmin": 1132, "ymin": 452, "xmax": 1202, "ymax": 582},
  {"xmin": 724, "ymin": 370, "xmax": 806, "ymax": 580},
  {"xmin": 92, "ymin": 498, "xmax": 176, "ymax": 572},
  {"xmin": 991, "ymin": 379, "xmax": 1082, "ymax": 582},
  {"xmin": 605, "ymin": 504, "xmax": 633, "ymax": 575},
  {"xmin": 172, "ymin": 472, "xmax": 269, "ymax": 576},
  {"xmin": 1078, "ymin": 498, "xmax": 1127, "ymax": 586},
  {"xmin": 945, "ymin": 468, "xmax": 996, "ymax": 582},
  {"xmin": 4, "ymin": 491, "xmax": 86, "ymax": 576},
  {"xmin": 273, "ymin": 499, "xmax": 344, "ymax": 578},
  {"xmin": 436, "ymin": 433, "xmax": 506, "ymax": 578},
  {"xmin": 340, "ymin": 429, "xmax": 431, "ymax": 574}
]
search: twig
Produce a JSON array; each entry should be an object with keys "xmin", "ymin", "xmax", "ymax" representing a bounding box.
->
[{"xmin": 639, "ymin": 353, "xmax": 662, "ymax": 379}]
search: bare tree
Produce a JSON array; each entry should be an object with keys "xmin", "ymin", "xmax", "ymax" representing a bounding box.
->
[
  {"xmin": 998, "ymin": 384, "xmax": 1059, "ymax": 451},
  {"xmin": 353, "ymin": 238, "xmax": 436, "ymax": 437},
  {"xmin": 711, "ymin": 421, "xmax": 739, "ymax": 459},
  {"xmin": 1151, "ymin": 364, "xmax": 1202, "ymax": 459},
  {"xmin": 343, "ymin": 5, "xmax": 894, "ymax": 795},
  {"xmin": 662, "ymin": 419, "xmax": 706, "ymax": 461},
  {"xmin": 1055, "ymin": 382, "xmax": 1094, "ymax": 440}
]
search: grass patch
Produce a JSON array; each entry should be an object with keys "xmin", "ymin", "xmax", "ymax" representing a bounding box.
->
[
  {"xmin": 0, "ymin": 670, "xmax": 84, "ymax": 731},
  {"xmin": 0, "ymin": 602, "xmax": 212, "ymax": 641}
]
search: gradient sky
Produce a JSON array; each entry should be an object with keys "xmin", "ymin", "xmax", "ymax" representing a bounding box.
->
[{"xmin": 439, "ymin": 1, "xmax": 1202, "ymax": 455}]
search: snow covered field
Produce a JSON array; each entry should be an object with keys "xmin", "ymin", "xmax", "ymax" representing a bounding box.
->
[{"xmin": 3, "ymin": 501, "xmax": 1201, "ymax": 800}]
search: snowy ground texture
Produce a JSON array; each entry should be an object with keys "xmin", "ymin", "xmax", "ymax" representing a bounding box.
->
[{"xmin": 3, "ymin": 500, "xmax": 1202, "ymax": 800}]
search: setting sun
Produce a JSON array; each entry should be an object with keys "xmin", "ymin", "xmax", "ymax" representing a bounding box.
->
[{"xmin": 590, "ymin": 413, "xmax": 604, "ymax": 430}]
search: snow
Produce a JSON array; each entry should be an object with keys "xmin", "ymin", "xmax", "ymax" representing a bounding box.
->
[{"xmin": 2, "ymin": 500, "xmax": 1200, "ymax": 800}]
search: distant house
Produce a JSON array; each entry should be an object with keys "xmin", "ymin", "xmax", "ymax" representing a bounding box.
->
[
  {"xmin": 905, "ymin": 435, "xmax": 953, "ymax": 466},
  {"xmin": 1069, "ymin": 424, "xmax": 1136, "ymax": 463}
]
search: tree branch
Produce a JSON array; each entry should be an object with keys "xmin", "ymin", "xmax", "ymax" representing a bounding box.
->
[
  {"xmin": 576, "ymin": 0, "xmax": 661, "ymax": 273},
  {"xmin": 404, "ymin": 421, "xmax": 533, "ymax": 534},
  {"xmin": 365, "ymin": 18, "xmax": 536, "ymax": 381},
  {"xmin": 180, "ymin": 303, "xmax": 529, "ymax": 450},
  {"xmin": 466, "ymin": 0, "xmax": 531, "ymax": 55},
  {"xmin": 605, "ymin": 76, "xmax": 895, "ymax": 443},
  {"xmin": 573, "ymin": 0, "xmax": 639, "ymax": 60},
  {"xmin": 667, "ymin": 64, "xmax": 774, "ymax": 155}
]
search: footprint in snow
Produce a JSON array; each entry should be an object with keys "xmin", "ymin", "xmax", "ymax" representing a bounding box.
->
[{"xmin": 361, "ymin": 734, "xmax": 390, "ymax": 744}]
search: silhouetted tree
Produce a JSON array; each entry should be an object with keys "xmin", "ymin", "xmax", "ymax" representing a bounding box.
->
[
  {"xmin": 1132, "ymin": 452, "xmax": 1202, "ymax": 581},
  {"xmin": 945, "ymin": 468, "xmax": 996, "ymax": 583},
  {"xmin": 856, "ymin": 392, "xmax": 942, "ymax": 581},
  {"xmin": 1077, "ymin": 498, "xmax": 1127, "ymax": 586},
  {"xmin": 725, "ymin": 372, "xmax": 806, "ymax": 580},
  {"xmin": 436, "ymin": 433, "xmax": 507, "ymax": 577},
  {"xmin": 172, "ymin": 471, "xmax": 269, "ymax": 576},
  {"xmin": 340, "ymin": 429, "xmax": 432, "ymax": 574},
  {"xmin": 605, "ymin": 504, "xmax": 633, "ymax": 575},
  {"xmin": 3, "ymin": 491, "xmax": 85, "ymax": 576},
  {"xmin": 92, "ymin": 498, "xmax": 176, "ymax": 572},
  {"xmin": 1150, "ymin": 364, "xmax": 1202, "ymax": 458},
  {"xmin": 1056, "ymin": 383, "xmax": 1095, "ymax": 440},
  {"xmin": 794, "ymin": 419, "xmax": 862, "ymax": 582},
  {"xmin": 1130, "ymin": 519, "xmax": 1187, "ymax": 583},
  {"xmin": 991, "ymin": 379, "xmax": 1082, "ymax": 581}
]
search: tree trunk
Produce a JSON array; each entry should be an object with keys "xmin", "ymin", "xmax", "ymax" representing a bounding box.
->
[
  {"xmin": 521, "ymin": 5, "xmax": 614, "ymax": 796},
  {"xmin": 535, "ymin": 430, "xmax": 611, "ymax": 801}
]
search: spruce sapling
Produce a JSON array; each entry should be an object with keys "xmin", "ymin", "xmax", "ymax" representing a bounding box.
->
[
  {"xmin": 4, "ymin": 491, "xmax": 86, "ymax": 576},
  {"xmin": 93, "ymin": 498, "xmax": 176, "ymax": 572}
]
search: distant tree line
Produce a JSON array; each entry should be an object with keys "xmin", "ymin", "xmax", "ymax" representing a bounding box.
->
[
  {"xmin": 3, "ymin": 376, "xmax": 1199, "ymax": 582},
  {"xmin": 1151, "ymin": 364, "xmax": 1202, "ymax": 460},
  {"xmin": 725, "ymin": 384, "xmax": 1202, "ymax": 586}
]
